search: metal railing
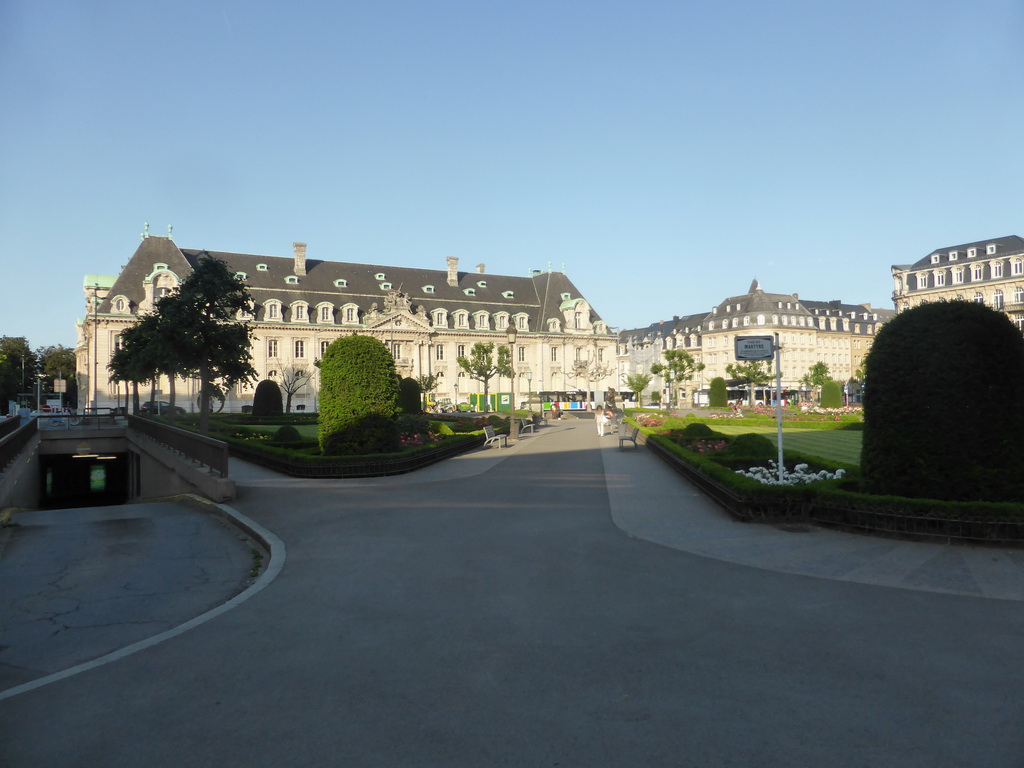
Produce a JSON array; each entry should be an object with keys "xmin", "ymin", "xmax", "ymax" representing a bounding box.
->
[
  {"xmin": 127, "ymin": 415, "xmax": 230, "ymax": 477},
  {"xmin": 0, "ymin": 418, "xmax": 38, "ymax": 472}
]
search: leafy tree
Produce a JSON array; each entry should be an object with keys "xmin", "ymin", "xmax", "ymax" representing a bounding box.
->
[
  {"xmin": 318, "ymin": 335, "xmax": 400, "ymax": 455},
  {"xmin": 725, "ymin": 360, "xmax": 772, "ymax": 406},
  {"xmin": 624, "ymin": 372, "xmax": 653, "ymax": 407},
  {"xmin": 651, "ymin": 349, "xmax": 704, "ymax": 407},
  {"xmin": 820, "ymin": 379, "xmax": 843, "ymax": 408},
  {"xmin": 274, "ymin": 364, "xmax": 311, "ymax": 413},
  {"xmin": 37, "ymin": 345, "xmax": 78, "ymax": 406},
  {"xmin": 416, "ymin": 373, "xmax": 441, "ymax": 409},
  {"xmin": 457, "ymin": 342, "xmax": 511, "ymax": 413},
  {"xmin": 708, "ymin": 376, "xmax": 728, "ymax": 408},
  {"xmin": 252, "ymin": 379, "xmax": 284, "ymax": 416},
  {"xmin": 160, "ymin": 255, "xmax": 257, "ymax": 434},
  {"xmin": 0, "ymin": 337, "xmax": 37, "ymax": 408},
  {"xmin": 863, "ymin": 301, "xmax": 1024, "ymax": 502},
  {"xmin": 800, "ymin": 361, "xmax": 831, "ymax": 402},
  {"xmin": 108, "ymin": 313, "xmax": 165, "ymax": 415}
]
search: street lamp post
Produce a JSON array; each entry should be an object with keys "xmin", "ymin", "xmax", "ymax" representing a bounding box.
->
[
  {"xmin": 525, "ymin": 368, "xmax": 533, "ymax": 420},
  {"xmin": 507, "ymin": 324, "xmax": 518, "ymax": 441}
]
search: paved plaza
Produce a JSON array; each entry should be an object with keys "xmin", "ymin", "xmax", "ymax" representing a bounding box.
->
[{"xmin": 2, "ymin": 418, "xmax": 1024, "ymax": 767}]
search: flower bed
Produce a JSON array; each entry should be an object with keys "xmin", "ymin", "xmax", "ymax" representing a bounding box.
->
[{"xmin": 631, "ymin": 418, "xmax": 1024, "ymax": 543}]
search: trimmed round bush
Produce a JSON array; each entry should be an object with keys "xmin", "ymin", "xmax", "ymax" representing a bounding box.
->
[
  {"xmin": 862, "ymin": 301, "xmax": 1024, "ymax": 502},
  {"xmin": 820, "ymin": 379, "xmax": 843, "ymax": 408},
  {"xmin": 252, "ymin": 379, "xmax": 283, "ymax": 416},
  {"xmin": 318, "ymin": 335, "xmax": 400, "ymax": 455},
  {"xmin": 680, "ymin": 422, "xmax": 715, "ymax": 437},
  {"xmin": 397, "ymin": 377, "xmax": 422, "ymax": 414},
  {"xmin": 709, "ymin": 377, "xmax": 728, "ymax": 407},
  {"xmin": 727, "ymin": 432, "xmax": 776, "ymax": 459},
  {"xmin": 273, "ymin": 425, "xmax": 302, "ymax": 443}
]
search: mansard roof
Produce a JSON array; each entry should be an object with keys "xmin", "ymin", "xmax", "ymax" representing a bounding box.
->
[
  {"xmin": 99, "ymin": 236, "xmax": 604, "ymax": 330},
  {"xmin": 618, "ymin": 280, "xmax": 891, "ymax": 343},
  {"xmin": 900, "ymin": 235, "xmax": 1024, "ymax": 271}
]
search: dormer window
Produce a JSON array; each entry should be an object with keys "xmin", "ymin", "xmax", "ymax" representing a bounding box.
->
[
  {"xmin": 987, "ymin": 244, "xmax": 998, "ymax": 255},
  {"xmin": 291, "ymin": 303, "xmax": 308, "ymax": 322},
  {"xmin": 949, "ymin": 251, "xmax": 958, "ymax": 261},
  {"xmin": 375, "ymin": 272, "xmax": 386, "ymax": 280},
  {"xmin": 334, "ymin": 279, "xmax": 348, "ymax": 288},
  {"xmin": 257, "ymin": 264, "xmax": 269, "ymax": 272},
  {"xmin": 422, "ymin": 285, "xmax": 435, "ymax": 294},
  {"xmin": 561, "ymin": 293, "xmax": 572, "ymax": 300},
  {"xmin": 235, "ymin": 272, "xmax": 248, "ymax": 281},
  {"xmin": 968, "ymin": 248, "xmax": 977, "ymax": 258},
  {"xmin": 379, "ymin": 282, "xmax": 392, "ymax": 290},
  {"xmin": 502, "ymin": 290, "xmax": 514, "ymax": 298},
  {"xmin": 286, "ymin": 276, "xmax": 299, "ymax": 284},
  {"xmin": 318, "ymin": 304, "xmax": 333, "ymax": 323},
  {"xmin": 477, "ymin": 281, "xmax": 487, "ymax": 288},
  {"xmin": 930, "ymin": 254, "xmax": 940, "ymax": 264},
  {"xmin": 266, "ymin": 301, "xmax": 281, "ymax": 320},
  {"xmin": 464, "ymin": 288, "xmax": 476, "ymax": 296}
]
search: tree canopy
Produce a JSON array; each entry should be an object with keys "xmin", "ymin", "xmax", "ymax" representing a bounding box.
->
[
  {"xmin": 651, "ymin": 349, "xmax": 704, "ymax": 406},
  {"xmin": 725, "ymin": 360, "xmax": 771, "ymax": 405},
  {"xmin": 457, "ymin": 342, "xmax": 511, "ymax": 412},
  {"xmin": 108, "ymin": 255, "xmax": 256, "ymax": 432}
]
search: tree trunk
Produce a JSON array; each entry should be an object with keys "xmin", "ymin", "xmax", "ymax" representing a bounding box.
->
[{"xmin": 198, "ymin": 364, "xmax": 211, "ymax": 435}]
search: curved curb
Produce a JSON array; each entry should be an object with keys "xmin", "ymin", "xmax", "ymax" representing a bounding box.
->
[{"xmin": 0, "ymin": 500, "xmax": 286, "ymax": 702}]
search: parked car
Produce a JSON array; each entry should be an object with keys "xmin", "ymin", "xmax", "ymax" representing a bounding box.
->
[{"xmin": 140, "ymin": 401, "xmax": 186, "ymax": 416}]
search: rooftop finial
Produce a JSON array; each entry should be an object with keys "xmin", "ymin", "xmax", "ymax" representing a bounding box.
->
[
  {"xmin": 167, "ymin": 224, "xmax": 173, "ymax": 238},
  {"xmin": 141, "ymin": 221, "xmax": 150, "ymax": 240}
]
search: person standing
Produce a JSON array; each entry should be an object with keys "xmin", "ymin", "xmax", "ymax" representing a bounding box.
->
[{"xmin": 595, "ymin": 404, "xmax": 606, "ymax": 436}]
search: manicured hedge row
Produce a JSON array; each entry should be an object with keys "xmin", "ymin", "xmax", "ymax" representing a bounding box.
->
[{"xmin": 640, "ymin": 426, "xmax": 1024, "ymax": 543}]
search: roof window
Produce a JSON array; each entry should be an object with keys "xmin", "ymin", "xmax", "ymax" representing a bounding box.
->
[{"xmin": 257, "ymin": 264, "xmax": 269, "ymax": 272}]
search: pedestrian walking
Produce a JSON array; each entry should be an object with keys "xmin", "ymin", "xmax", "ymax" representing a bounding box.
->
[{"xmin": 595, "ymin": 404, "xmax": 606, "ymax": 436}]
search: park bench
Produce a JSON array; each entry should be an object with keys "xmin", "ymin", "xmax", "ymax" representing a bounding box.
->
[
  {"xmin": 483, "ymin": 425, "xmax": 508, "ymax": 449},
  {"xmin": 519, "ymin": 417, "xmax": 538, "ymax": 434},
  {"xmin": 618, "ymin": 426, "xmax": 640, "ymax": 450}
]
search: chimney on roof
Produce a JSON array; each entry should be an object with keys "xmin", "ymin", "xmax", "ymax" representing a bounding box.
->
[
  {"xmin": 476, "ymin": 263, "xmax": 486, "ymax": 274},
  {"xmin": 446, "ymin": 257, "xmax": 459, "ymax": 287},
  {"xmin": 293, "ymin": 242, "xmax": 307, "ymax": 276}
]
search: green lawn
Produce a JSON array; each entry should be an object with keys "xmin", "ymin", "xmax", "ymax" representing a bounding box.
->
[
  {"xmin": 705, "ymin": 424, "xmax": 862, "ymax": 466},
  {"xmin": 247, "ymin": 424, "xmax": 319, "ymax": 439}
]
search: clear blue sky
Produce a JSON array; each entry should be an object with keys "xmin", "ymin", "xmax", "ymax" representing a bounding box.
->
[{"xmin": 3, "ymin": 0, "xmax": 1022, "ymax": 350}]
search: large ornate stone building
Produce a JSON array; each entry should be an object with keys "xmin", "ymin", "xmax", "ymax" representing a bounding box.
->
[
  {"xmin": 890, "ymin": 235, "xmax": 1024, "ymax": 331},
  {"xmin": 618, "ymin": 280, "xmax": 893, "ymax": 406},
  {"xmin": 76, "ymin": 233, "xmax": 616, "ymax": 411}
]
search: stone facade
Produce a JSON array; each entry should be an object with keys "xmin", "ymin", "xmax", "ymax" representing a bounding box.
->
[
  {"xmin": 76, "ymin": 235, "xmax": 616, "ymax": 411},
  {"xmin": 618, "ymin": 280, "xmax": 893, "ymax": 406},
  {"xmin": 890, "ymin": 235, "xmax": 1024, "ymax": 331}
]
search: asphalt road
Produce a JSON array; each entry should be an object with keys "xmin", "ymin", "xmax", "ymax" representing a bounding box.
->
[{"xmin": 2, "ymin": 421, "xmax": 1023, "ymax": 767}]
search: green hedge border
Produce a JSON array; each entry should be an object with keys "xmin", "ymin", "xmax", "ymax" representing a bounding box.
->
[{"xmin": 636, "ymin": 424, "xmax": 1024, "ymax": 544}]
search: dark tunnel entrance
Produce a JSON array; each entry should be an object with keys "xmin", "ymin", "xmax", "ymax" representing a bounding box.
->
[{"xmin": 38, "ymin": 452, "xmax": 130, "ymax": 509}]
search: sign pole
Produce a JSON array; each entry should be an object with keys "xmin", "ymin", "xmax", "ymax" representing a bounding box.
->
[{"xmin": 775, "ymin": 332, "xmax": 784, "ymax": 483}]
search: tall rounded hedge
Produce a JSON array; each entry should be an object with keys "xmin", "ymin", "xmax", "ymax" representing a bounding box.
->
[
  {"xmin": 862, "ymin": 301, "xmax": 1024, "ymax": 502},
  {"xmin": 820, "ymin": 379, "xmax": 843, "ymax": 408},
  {"xmin": 397, "ymin": 376, "xmax": 422, "ymax": 414},
  {"xmin": 252, "ymin": 379, "xmax": 283, "ymax": 416},
  {"xmin": 709, "ymin": 377, "xmax": 728, "ymax": 408},
  {"xmin": 318, "ymin": 335, "xmax": 400, "ymax": 455}
]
